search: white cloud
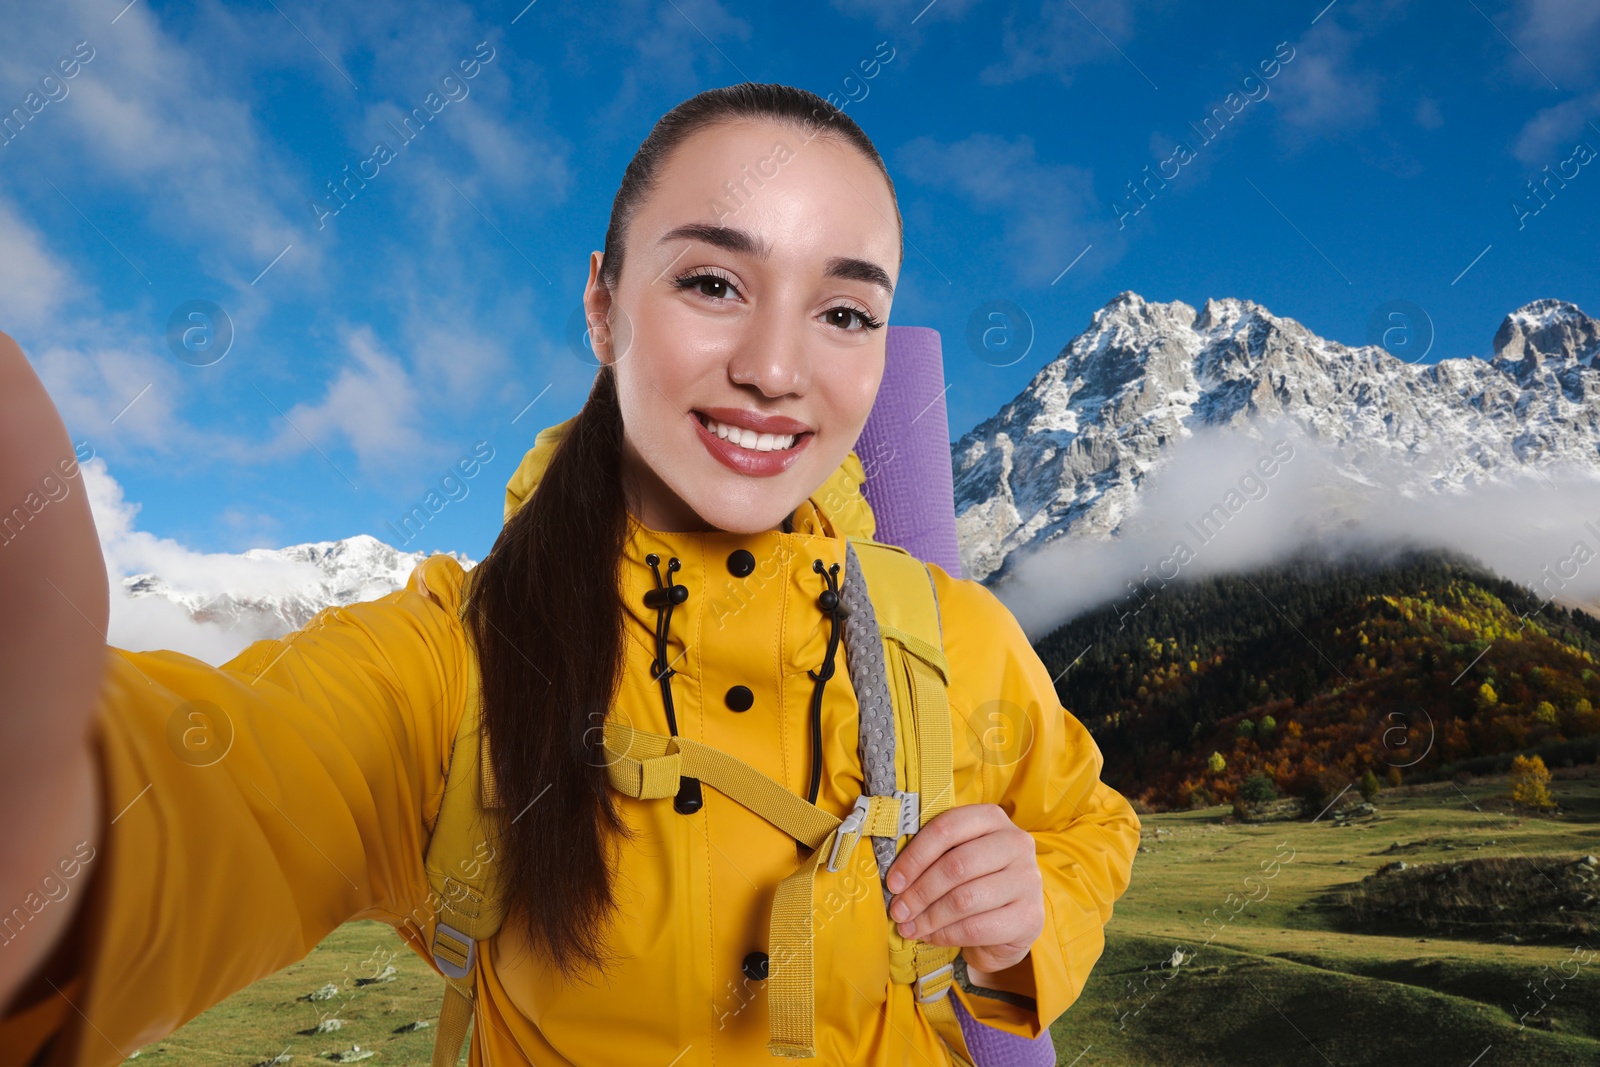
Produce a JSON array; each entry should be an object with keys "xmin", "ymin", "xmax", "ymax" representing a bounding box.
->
[
  {"xmin": 1512, "ymin": 0, "xmax": 1600, "ymax": 86},
  {"xmin": 992, "ymin": 421, "xmax": 1600, "ymax": 641},
  {"xmin": 828, "ymin": 0, "xmax": 985, "ymax": 31},
  {"xmin": 82, "ymin": 456, "xmax": 327, "ymax": 664},
  {"xmin": 979, "ymin": 0, "xmax": 1145, "ymax": 87},
  {"xmin": 0, "ymin": 200, "xmax": 69, "ymax": 332},
  {"xmin": 2, "ymin": 0, "xmax": 320, "ymax": 287},
  {"xmin": 1511, "ymin": 89, "xmax": 1600, "ymax": 167},
  {"xmin": 894, "ymin": 132, "xmax": 1109, "ymax": 287},
  {"xmin": 580, "ymin": 0, "xmax": 755, "ymax": 142},
  {"xmin": 268, "ymin": 324, "xmax": 428, "ymax": 472},
  {"xmin": 1270, "ymin": 23, "xmax": 1380, "ymax": 138}
]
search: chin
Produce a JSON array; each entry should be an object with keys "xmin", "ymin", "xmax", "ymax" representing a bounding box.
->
[{"xmin": 687, "ymin": 496, "xmax": 800, "ymax": 535}]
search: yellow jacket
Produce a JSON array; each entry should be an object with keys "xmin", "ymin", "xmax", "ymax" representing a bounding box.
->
[{"xmin": 1, "ymin": 419, "xmax": 1140, "ymax": 1066}]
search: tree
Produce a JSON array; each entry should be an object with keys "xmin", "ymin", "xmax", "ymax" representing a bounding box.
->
[
  {"xmin": 1509, "ymin": 754, "xmax": 1555, "ymax": 810},
  {"xmin": 1359, "ymin": 768, "xmax": 1381, "ymax": 800},
  {"xmin": 1236, "ymin": 718, "xmax": 1256, "ymax": 739},
  {"xmin": 1532, "ymin": 701, "xmax": 1558, "ymax": 726},
  {"xmin": 1575, "ymin": 698, "xmax": 1600, "ymax": 735},
  {"xmin": 1207, "ymin": 750, "xmax": 1227, "ymax": 774},
  {"xmin": 1240, "ymin": 773, "xmax": 1277, "ymax": 805},
  {"xmin": 1258, "ymin": 715, "xmax": 1277, "ymax": 739},
  {"xmin": 1476, "ymin": 682, "xmax": 1499, "ymax": 711}
]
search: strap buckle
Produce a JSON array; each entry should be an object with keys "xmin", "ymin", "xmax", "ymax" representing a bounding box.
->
[
  {"xmin": 893, "ymin": 790, "xmax": 920, "ymax": 835},
  {"xmin": 915, "ymin": 962, "xmax": 954, "ymax": 1003},
  {"xmin": 431, "ymin": 921, "xmax": 475, "ymax": 980},
  {"xmin": 827, "ymin": 795, "xmax": 872, "ymax": 872}
]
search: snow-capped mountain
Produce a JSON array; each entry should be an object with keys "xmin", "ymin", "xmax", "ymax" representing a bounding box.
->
[
  {"xmin": 121, "ymin": 533, "xmax": 475, "ymax": 639},
  {"xmin": 953, "ymin": 293, "xmax": 1600, "ymax": 584}
]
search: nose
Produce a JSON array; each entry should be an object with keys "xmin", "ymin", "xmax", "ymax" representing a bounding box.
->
[{"xmin": 727, "ymin": 318, "xmax": 811, "ymax": 398}]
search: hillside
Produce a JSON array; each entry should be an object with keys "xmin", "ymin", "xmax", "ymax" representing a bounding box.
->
[{"xmin": 1039, "ymin": 545, "xmax": 1600, "ymax": 811}]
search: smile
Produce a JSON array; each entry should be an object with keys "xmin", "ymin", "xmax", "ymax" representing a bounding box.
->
[
  {"xmin": 695, "ymin": 412, "xmax": 804, "ymax": 451},
  {"xmin": 691, "ymin": 411, "xmax": 815, "ymax": 478}
]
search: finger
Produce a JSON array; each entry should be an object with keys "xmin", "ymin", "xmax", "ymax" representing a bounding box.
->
[
  {"xmin": 915, "ymin": 894, "xmax": 1041, "ymax": 952},
  {"xmin": 889, "ymin": 834, "xmax": 1011, "ymax": 927},
  {"xmin": 884, "ymin": 803, "xmax": 1007, "ymax": 895},
  {"xmin": 896, "ymin": 866, "xmax": 1026, "ymax": 940}
]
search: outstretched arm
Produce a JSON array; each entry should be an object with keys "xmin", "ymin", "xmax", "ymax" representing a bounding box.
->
[
  {"xmin": 0, "ymin": 332, "xmax": 473, "ymax": 1065},
  {"xmin": 0, "ymin": 330, "xmax": 107, "ymax": 1015}
]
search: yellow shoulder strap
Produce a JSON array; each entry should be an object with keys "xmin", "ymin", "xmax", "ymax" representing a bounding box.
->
[
  {"xmin": 418, "ymin": 559, "xmax": 507, "ymax": 1067},
  {"xmin": 847, "ymin": 538, "xmax": 975, "ymax": 1067}
]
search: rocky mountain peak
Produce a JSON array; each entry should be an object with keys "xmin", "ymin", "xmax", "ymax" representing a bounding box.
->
[
  {"xmin": 1194, "ymin": 296, "xmax": 1270, "ymax": 334},
  {"xmin": 953, "ymin": 291, "xmax": 1598, "ymax": 585},
  {"xmin": 1491, "ymin": 299, "xmax": 1599, "ymax": 382}
]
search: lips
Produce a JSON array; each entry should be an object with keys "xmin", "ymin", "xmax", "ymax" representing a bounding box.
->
[
  {"xmin": 691, "ymin": 411, "xmax": 814, "ymax": 477},
  {"xmin": 695, "ymin": 412, "xmax": 805, "ymax": 452},
  {"xmin": 693, "ymin": 406, "xmax": 814, "ymax": 436}
]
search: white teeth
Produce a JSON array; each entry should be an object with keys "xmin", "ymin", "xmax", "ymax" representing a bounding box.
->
[{"xmin": 700, "ymin": 415, "xmax": 799, "ymax": 452}]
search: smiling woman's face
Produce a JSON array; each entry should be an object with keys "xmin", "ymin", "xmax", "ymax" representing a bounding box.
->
[{"xmin": 583, "ymin": 117, "xmax": 901, "ymax": 534}]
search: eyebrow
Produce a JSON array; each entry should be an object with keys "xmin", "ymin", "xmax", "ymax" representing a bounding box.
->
[{"xmin": 657, "ymin": 222, "xmax": 895, "ymax": 299}]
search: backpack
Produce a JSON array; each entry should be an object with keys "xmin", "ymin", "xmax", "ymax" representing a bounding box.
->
[{"xmin": 418, "ymin": 536, "xmax": 978, "ymax": 1066}]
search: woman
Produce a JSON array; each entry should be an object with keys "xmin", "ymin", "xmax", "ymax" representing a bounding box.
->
[{"xmin": 0, "ymin": 82, "xmax": 1140, "ymax": 1066}]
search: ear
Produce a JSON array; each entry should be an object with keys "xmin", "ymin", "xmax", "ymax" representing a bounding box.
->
[{"xmin": 582, "ymin": 251, "xmax": 617, "ymax": 367}]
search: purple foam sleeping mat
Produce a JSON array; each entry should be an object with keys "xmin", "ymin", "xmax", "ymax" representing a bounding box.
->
[
  {"xmin": 854, "ymin": 325, "xmax": 965, "ymax": 579},
  {"xmin": 858, "ymin": 329, "xmax": 1054, "ymax": 1062}
]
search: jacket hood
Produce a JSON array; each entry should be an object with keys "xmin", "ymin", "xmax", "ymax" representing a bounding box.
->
[{"xmin": 503, "ymin": 414, "xmax": 877, "ymax": 539}]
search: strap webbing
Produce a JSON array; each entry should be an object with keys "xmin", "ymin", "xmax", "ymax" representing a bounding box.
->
[
  {"xmin": 853, "ymin": 542, "xmax": 975, "ymax": 1067},
  {"xmin": 603, "ymin": 720, "xmax": 841, "ymax": 848},
  {"xmin": 431, "ymin": 976, "xmax": 475, "ymax": 1067},
  {"xmin": 765, "ymin": 795, "xmax": 906, "ymax": 1057}
]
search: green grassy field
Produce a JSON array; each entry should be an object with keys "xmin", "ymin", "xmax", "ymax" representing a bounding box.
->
[
  {"xmin": 111, "ymin": 922, "xmax": 462, "ymax": 1066},
  {"xmin": 127, "ymin": 768, "xmax": 1600, "ymax": 1065}
]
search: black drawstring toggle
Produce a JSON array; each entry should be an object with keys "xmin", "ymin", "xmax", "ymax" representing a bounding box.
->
[
  {"xmin": 643, "ymin": 584, "xmax": 689, "ymax": 610},
  {"xmin": 643, "ymin": 553, "xmax": 702, "ymax": 815},
  {"xmin": 803, "ymin": 558, "xmax": 847, "ymax": 815}
]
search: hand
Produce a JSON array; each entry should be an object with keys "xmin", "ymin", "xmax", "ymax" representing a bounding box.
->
[
  {"xmin": 0, "ymin": 331, "xmax": 108, "ymax": 1013},
  {"xmin": 883, "ymin": 803, "xmax": 1044, "ymax": 973}
]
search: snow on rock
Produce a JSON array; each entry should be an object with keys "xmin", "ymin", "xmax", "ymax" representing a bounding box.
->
[
  {"xmin": 953, "ymin": 292, "xmax": 1600, "ymax": 584},
  {"xmin": 119, "ymin": 533, "xmax": 474, "ymax": 655}
]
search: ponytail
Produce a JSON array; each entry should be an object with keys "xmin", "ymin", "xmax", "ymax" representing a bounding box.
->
[{"xmin": 464, "ymin": 364, "xmax": 636, "ymax": 982}]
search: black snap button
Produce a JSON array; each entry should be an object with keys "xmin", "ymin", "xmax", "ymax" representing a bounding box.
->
[
  {"xmin": 725, "ymin": 685, "xmax": 754, "ymax": 712},
  {"xmin": 742, "ymin": 950, "xmax": 769, "ymax": 981},
  {"xmin": 727, "ymin": 549, "xmax": 756, "ymax": 578}
]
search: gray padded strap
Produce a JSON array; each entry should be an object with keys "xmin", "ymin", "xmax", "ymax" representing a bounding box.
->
[{"xmin": 839, "ymin": 540, "xmax": 900, "ymax": 909}]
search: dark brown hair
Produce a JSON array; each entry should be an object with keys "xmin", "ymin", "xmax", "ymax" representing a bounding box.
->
[{"xmin": 463, "ymin": 82, "xmax": 902, "ymax": 982}]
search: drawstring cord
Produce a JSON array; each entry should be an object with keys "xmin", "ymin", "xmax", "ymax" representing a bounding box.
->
[
  {"xmin": 641, "ymin": 550, "xmax": 846, "ymax": 822},
  {"xmin": 643, "ymin": 553, "xmax": 703, "ymax": 814},
  {"xmin": 805, "ymin": 559, "xmax": 848, "ymax": 809}
]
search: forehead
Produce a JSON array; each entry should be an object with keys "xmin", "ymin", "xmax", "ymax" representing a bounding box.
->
[{"xmin": 637, "ymin": 118, "xmax": 899, "ymax": 268}]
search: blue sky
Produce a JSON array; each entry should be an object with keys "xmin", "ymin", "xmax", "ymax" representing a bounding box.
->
[{"xmin": 3, "ymin": 0, "xmax": 1597, "ymax": 565}]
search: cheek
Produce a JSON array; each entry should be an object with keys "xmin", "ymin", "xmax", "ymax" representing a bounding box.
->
[
  {"xmin": 616, "ymin": 360, "xmax": 693, "ymax": 463},
  {"xmin": 825, "ymin": 370, "xmax": 882, "ymax": 442}
]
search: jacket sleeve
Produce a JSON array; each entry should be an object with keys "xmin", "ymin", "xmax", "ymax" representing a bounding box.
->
[
  {"xmin": 0, "ymin": 555, "xmax": 472, "ymax": 1067},
  {"xmin": 928, "ymin": 564, "xmax": 1142, "ymax": 1040}
]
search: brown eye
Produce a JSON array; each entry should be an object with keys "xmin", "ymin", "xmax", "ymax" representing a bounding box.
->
[
  {"xmin": 825, "ymin": 305, "xmax": 883, "ymax": 331},
  {"xmin": 671, "ymin": 270, "xmax": 740, "ymax": 300}
]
